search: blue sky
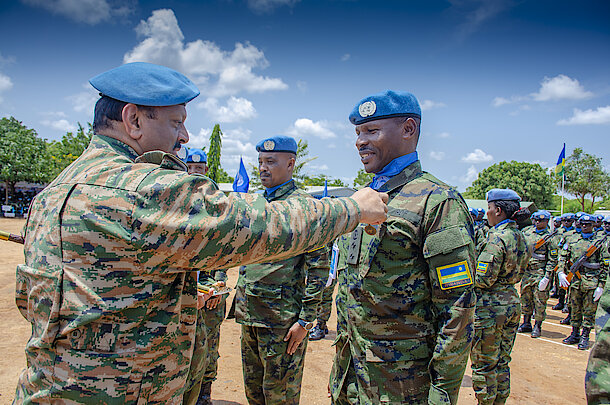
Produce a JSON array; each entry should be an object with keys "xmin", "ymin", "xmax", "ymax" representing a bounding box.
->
[{"xmin": 1, "ymin": 0, "xmax": 609, "ymax": 190}]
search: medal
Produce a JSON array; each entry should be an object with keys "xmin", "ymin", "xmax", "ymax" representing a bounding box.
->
[{"xmin": 364, "ymin": 224, "xmax": 377, "ymax": 235}]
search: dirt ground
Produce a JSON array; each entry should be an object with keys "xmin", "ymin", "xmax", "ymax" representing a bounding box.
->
[{"xmin": 0, "ymin": 217, "xmax": 591, "ymax": 404}]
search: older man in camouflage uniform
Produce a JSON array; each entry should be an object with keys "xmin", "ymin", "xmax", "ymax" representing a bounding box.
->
[
  {"xmin": 13, "ymin": 63, "xmax": 388, "ymax": 403},
  {"xmin": 234, "ymin": 136, "xmax": 330, "ymax": 405},
  {"xmin": 329, "ymin": 91, "xmax": 476, "ymax": 405},
  {"xmin": 517, "ymin": 210, "xmax": 558, "ymax": 338},
  {"xmin": 558, "ymin": 214, "xmax": 607, "ymax": 350}
]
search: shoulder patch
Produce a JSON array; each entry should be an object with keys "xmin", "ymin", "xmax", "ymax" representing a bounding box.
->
[
  {"xmin": 550, "ymin": 249, "xmax": 558, "ymax": 256},
  {"xmin": 436, "ymin": 260, "xmax": 472, "ymax": 290},
  {"xmin": 604, "ymin": 258, "xmax": 609, "ymax": 266},
  {"xmin": 477, "ymin": 261, "xmax": 489, "ymax": 274}
]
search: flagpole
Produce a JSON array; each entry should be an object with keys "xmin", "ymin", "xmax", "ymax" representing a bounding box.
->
[{"xmin": 560, "ymin": 142, "xmax": 565, "ymax": 215}]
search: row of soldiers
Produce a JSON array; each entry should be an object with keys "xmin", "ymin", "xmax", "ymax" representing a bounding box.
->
[{"xmin": 469, "ymin": 208, "xmax": 608, "ymax": 350}]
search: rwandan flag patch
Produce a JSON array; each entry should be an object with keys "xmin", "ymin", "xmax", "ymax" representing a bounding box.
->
[
  {"xmin": 550, "ymin": 249, "xmax": 558, "ymax": 256},
  {"xmin": 436, "ymin": 261, "xmax": 473, "ymax": 290},
  {"xmin": 477, "ymin": 262, "xmax": 489, "ymax": 274},
  {"xmin": 604, "ymin": 258, "xmax": 609, "ymax": 266}
]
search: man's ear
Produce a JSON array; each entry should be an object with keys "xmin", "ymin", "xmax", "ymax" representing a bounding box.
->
[
  {"xmin": 402, "ymin": 117, "xmax": 418, "ymax": 140},
  {"xmin": 287, "ymin": 156, "xmax": 296, "ymax": 172},
  {"xmin": 122, "ymin": 104, "xmax": 143, "ymax": 141}
]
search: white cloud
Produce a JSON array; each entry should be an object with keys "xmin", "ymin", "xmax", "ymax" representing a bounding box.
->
[
  {"xmin": 450, "ymin": 0, "xmax": 513, "ymax": 42},
  {"xmin": 531, "ymin": 74, "xmax": 593, "ymax": 101},
  {"xmin": 224, "ymin": 127, "xmax": 252, "ymax": 141},
  {"xmin": 461, "ymin": 148, "xmax": 493, "ymax": 163},
  {"xmin": 437, "ymin": 132, "xmax": 451, "ymax": 138},
  {"xmin": 0, "ymin": 72, "xmax": 13, "ymax": 102},
  {"xmin": 420, "ymin": 99, "xmax": 446, "ymax": 110},
  {"xmin": 21, "ymin": 0, "xmax": 133, "ymax": 25},
  {"xmin": 296, "ymin": 80, "xmax": 307, "ymax": 92},
  {"xmin": 42, "ymin": 118, "xmax": 77, "ymax": 133},
  {"xmin": 429, "ymin": 151, "xmax": 446, "ymax": 161},
  {"xmin": 68, "ymin": 83, "xmax": 99, "ymax": 113},
  {"xmin": 557, "ymin": 106, "xmax": 610, "ymax": 125},
  {"xmin": 309, "ymin": 164, "xmax": 329, "ymax": 172},
  {"xmin": 461, "ymin": 165, "xmax": 478, "ymax": 183},
  {"xmin": 188, "ymin": 127, "xmax": 211, "ymax": 149},
  {"xmin": 124, "ymin": 9, "xmax": 287, "ymax": 98},
  {"xmin": 287, "ymin": 118, "xmax": 337, "ymax": 139},
  {"xmin": 341, "ymin": 53, "xmax": 351, "ymax": 62},
  {"xmin": 247, "ymin": 0, "xmax": 301, "ymax": 14},
  {"xmin": 200, "ymin": 96, "xmax": 257, "ymax": 123}
]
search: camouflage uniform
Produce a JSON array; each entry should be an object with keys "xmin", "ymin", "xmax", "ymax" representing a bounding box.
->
[
  {"xmin": 585, "ymin": 271, "xmax": 610, "ymax": 404},
  {"xmin": 330, "ymin": 161, "xmax": 476, "ymax": 405},
  {"xmin": 14, "ymin": 135, "xmax": 360, "ymax": 403},
  {"xmin": 558, "ymin": 233, "xmax": 607, "ymax": 330},
  {"xmin": 520, "ymin": 227, "xmax": 558, "ymax": 322},
  {"xmin": 234, "ymin": 180, "xmax": 330, "ymax": 405},
  {"xmin": 471, "ymin": 220, "xmax": 530, "ymax": 405}
]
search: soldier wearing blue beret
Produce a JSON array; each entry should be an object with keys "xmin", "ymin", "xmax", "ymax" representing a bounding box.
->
[
  {"xmin": 330, "ymin": 90, "xmax": 476, "ymax": 404},
  {"xmin": 186, "ymin": 148, "xmax": 209, "ymax": 175},
  {"xmin": 14, "ymin": 62, "xmax": 389, "ymax": 403}
]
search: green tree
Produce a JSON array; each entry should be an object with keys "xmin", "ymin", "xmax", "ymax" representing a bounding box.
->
[
  {"xmin": 353, "ymin": 169, "xmax": 374, "ymax": 189},
  {"xmin": 464, "ymin": 161, "xmax": 554, "ymax": 208},
  {"xmin": 0, "ymin": 117, "xmax": 50, "ymax": 204},
  {"xmin": 47, "ymin": 123, "xmax": 92, "ymax": 178},
  {"xmin": 301, "ymin": 174, "xmax": 346, "ymax": 187},
  {"xmin": 557, "ymin": 148, "xmax": 610, "ymax": 211},
  {"xmin": 207, "ymin": 124, "xmax": 223, "ymax": 183},
  {"xmin": 216, "ymin": 167, "xmax": 234, "ymax": 183}
]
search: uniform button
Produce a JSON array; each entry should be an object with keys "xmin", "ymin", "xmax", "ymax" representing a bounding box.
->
[{"xmin": 71, "ymin": 330, "xmax": 82, "ymax": 339}]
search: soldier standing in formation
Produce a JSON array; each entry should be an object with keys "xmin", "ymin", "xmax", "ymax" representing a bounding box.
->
[
  {"xmin": 517, "ymin": 210, "xmax": 558, "ymax": 338},
  {"xmin": 558, "ymin": 214, "xmax": 607, "ymax": 350},
  {"xmin": 471, "ymin": 189, "xmax": 530, "ymax": 405},
  {"xmin": 12, "ymin": 62, "xmax": 389, "ymax": 402},
  {"xmin": 309, "ymin": 266, "xmax": 337, "ymax": 341},
  {"xmin": 233, "ymin": 136, "xmax": 330, "ymax": 405},
  {"xmin": 330, "ymin": 90, "xmax": 476, "ymax": 404}
]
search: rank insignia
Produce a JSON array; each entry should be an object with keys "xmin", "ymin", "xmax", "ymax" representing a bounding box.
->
[
  {"xmin": 358, "ymin": 101, "xmax": 376, "ymax": 117},
  {"xmin": 264, "ymin": 140, "xmax": 275, "ymax": 151},
  {"xmin": 436, "ymin": 261, "xmax": 472, "ymax": 290},
  {"xmin": 477, "ymin": 261, "xmax": 489, "ymax": 274}
]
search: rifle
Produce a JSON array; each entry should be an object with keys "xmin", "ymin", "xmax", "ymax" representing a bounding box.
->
[
  {"xmin": 561, "ymin": 236, "xmax": 607, "ymax": 289},
  {"xmin": 0, "ymin": 230, "xmax": 24, "ymax": 244},
  {"xmin": 534, "ymin": 229, "xmax": 558, "ymax": 250}
]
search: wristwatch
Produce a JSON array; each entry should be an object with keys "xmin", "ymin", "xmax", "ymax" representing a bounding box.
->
[{"xmin": 297, "ymin": 319, "xmax": 314, "ymax": 331}]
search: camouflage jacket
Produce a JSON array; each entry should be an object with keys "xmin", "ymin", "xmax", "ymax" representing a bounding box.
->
[
  {"xmin": 331, "ymin": 161, "xmax": 476, "ymax": 404},
  {"xmin": 14, "ymin": 135, "xmax": 360, "ymax": 403},
  {"xmin": 521, "ymin": 227, "xmax": 558, "ymax": 285},
  {"xmin": 234, "ymin": 180, "xmax": 329, "ymax": 328},
  {"xmin": 585, "ymin": 272, "xmax": 610, "ymax": 404},
  {"xmin": 558, "ymin": 233, "xmax": 608, "ymax": 290},
  {"xmin": 475, "ymin": 220, "xmax": 530, "ymax": 307}
]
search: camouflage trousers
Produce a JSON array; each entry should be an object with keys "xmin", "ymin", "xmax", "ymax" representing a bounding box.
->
[
  {"xmin": 471, "ymin": 304, "xmax": 521, "ymax": 405},
  {"xmin": 520, "ymin": 281, "xmax": 550, "ymax": 321},
  {"xmin": 201, "ymin": 301, "xmax": 225, "ymax": 385},
  {"xmin": 585, "ymin": 279, "xmax": 610, "ymax": 404},
  {"xmin": 241, "ymin": 325, "xmax": 308, "ymax": 405},
  {"xmin": 570, "ymin": 284, "xmax": 598, "ymax": 329},
  {"xmin": 316, "ymin": 276, "xmax": 337, "ymax": 322},
  {"xmin": 183, "ymin": 310, "xmax": 209, "ymax": 405}
]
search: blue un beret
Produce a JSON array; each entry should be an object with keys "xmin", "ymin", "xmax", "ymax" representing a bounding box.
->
[
  {"xmin": 477, "ymin": 208, "xmax": 485, "ymax": 214},
  {"xmin": 563, "ymin": 213, "xmax": 575, "ymax": 220},
  {"xmin": 349, "ymin": 90, "xmax": 421, "ymax": 125},
  {"xmin": 580, "ymin": 214, "xmax": 594, "ymax": 223},
  {"xmin": 596, "ymin": 214, "xmax": 604, "ymax": 221},
  {"xmin": 533, "ymin": 210, "xmax": 551, "ymax": 220},
  {"xmin": 604, "ymin": 216, "xmax": 610, "ymax": 223},
  {"xmin": 576, "ymin": 211, "xmax": 586, "ymax": 219},
  {"xmin": 256, "ymin": 136, "xmax": 297, "ymax": 154},
  {"xmin": 469, "ymin": 208, "xmax": 478, "ymax": 216},
  {"xmin": 486, "ymin": 188, "xmax": 521, "ymax": 202},
  {"xmin": 187, "ymin": 148, "xmax": 207, "ymax": 163},
  {"xmin": 89, "ymin": 62, "xmax": 200, "ymax": 106}
]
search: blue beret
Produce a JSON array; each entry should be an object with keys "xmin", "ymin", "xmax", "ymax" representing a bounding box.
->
[
  {"xmin": 576, "ymin": 211, "xmax": 586, "ymax": 218},
  {"xmin": 533, "ymin": 210, "xmax": 551, "ymax": 220},
  {"xmin": 186, "ymin": 148, "xmax": 207, "ymax": 163},
  {"xmin": 486, "ymin": 188, "xmax": 521, "ymax": 202},
  {"xmin": 604, "ymin": 216, "xmax": 610, "ymax": 223},
  {"xmin": 596, "ymin": 214, "xmax": 604, "ymax": 221},
  {"xmin": 580, "ymin": 214, "xmax": 595, "ymax": 223},
  {"xmin": 89, "ymin": 62, "xmax": 200, "ymax": 106},
  {"xmin": 256, "ymin": 136, "xmax": 297, "ymax": 154},
  {"xmin": 563, "ymin": 213, "xmax": 575, "ymax": 220},
  {"xmin": 177, "ymin": 145, "xmax": 189, "ymax": 162},
  {"xmin": 469, "ymin": 208, "xmax": 478, "ymax": 216},
  {"xmin": 349, "ymin": 90, "xmax": 421, "ymax": 125},
  {"xmin": 477, "ymin": 208, "xmax": 485, "ymax": 214}
]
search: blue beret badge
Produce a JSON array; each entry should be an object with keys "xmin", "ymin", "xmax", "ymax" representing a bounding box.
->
[
  {"xmin": 264, "ymin": 140, "xmax": 275, "ymax": 151},
  {"xmin": 359, "ymin": 101, "xmax": 376, "ymax": 118}
]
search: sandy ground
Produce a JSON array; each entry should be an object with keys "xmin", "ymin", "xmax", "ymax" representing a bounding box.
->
[{"xmin": 0, "ymin": 217, "xmax": 591, "ymax": 404}]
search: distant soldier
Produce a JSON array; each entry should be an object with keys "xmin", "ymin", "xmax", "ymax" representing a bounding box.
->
[
  {"xmin": 518, "ymin": 210, "xmax": 558, "ymax": 338},
  {"xmin": 309, "ymin": 259, "xmax": 337, "ymax": 341},
  {"xmin": 558, "ymin": 214, "xmax": 607, "ymax": 350},
  {"xmin": 471, "ymin": 188, "xmax": 530, "ymax": 405},
  {"xmin": 553, "ymin": 213, "xmax": 576, "ymax": 313},
  {"xmin": 595, "ymin": 214, "xmax": 605, "ymax": 236},
  {"xmin": 234, "ymin": 136, "xmax": 330, "ymax": 405},
  {"xmin": 471, "ymin": 208, "xmax": 486, "ymax": 255}
]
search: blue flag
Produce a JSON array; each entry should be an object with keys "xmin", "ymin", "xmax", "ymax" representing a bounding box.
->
[
  {"xmin": 322, "ymin": 179, "xmax": 328, "ymax": 198},
  {"xmin": 233, "ymin": 157, "xmax": 250, "ymax": 192}
]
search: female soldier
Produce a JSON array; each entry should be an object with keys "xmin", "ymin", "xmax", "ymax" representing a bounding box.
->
[{"xmin": 471, "ymin": 189, "xmax": 531, "ymax": 405}]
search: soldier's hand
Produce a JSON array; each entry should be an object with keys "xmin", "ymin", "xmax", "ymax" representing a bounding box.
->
[
  {"xmin": 594, "ymin": 286, "xmax": 603, "ymax": 302},
  {"xmin": 284, "ymin": 322, "xmax": 308, "ymax": 355},
  {"xmin": 538, "ymin": 277, "xmax": 550, "ymax": 291},
  {"xmin": 206, "ymin": 281, "xmax": 226, "ymax": 310},
  {"xmin": 351, "ymin": 188, "xmax": 388, "ymax": 225},
  {"xmin": 197, "ymin": 291, "xmax": 210, "ymax": 309},
  {"xmin": 558, "ymin": 272, "xmax": 570, "ymax": 288}
]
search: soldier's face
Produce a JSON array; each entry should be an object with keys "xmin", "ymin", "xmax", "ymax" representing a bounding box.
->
[
  {"xmin": 604, "ymin": 222, "xmax": 610, "ymax": 232},
  {"xmin": 187, "ymin": 162, "xmax": 208, "ymax": 175},
  {"xmin": 534, "ymin": 218, "xmax": 548, "ymax": 230},
  {"xmin": 486, "ymin": 202, "xmax": 503, "ymax": 226},
  {"xmin": 581, "ymin": 222, "xmax": 594, "ymax": 233},
  {"xmin": 258, "ymin": 152, "xmax": 295, "ymax": 188},
  {"xmin": 355, "ymin": 117, "xmax": 417, "ymax": 174},
  {"xmin": 562, "ymin": 219, "xmax": 574, "ymax": 228},
  {"xmin": 138, "ymin": 104, "xmax": 189, "ymax": 156}
]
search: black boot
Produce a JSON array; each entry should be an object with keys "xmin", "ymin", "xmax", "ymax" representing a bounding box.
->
[
  {"xmin": 578, "ymin": 327, "xmax": 591, "ymax": 350},
  {"xmin": 552, "ymin": 294, "xmax": 565, "ymax": 310},
  {"xmin": 517, "ymin": 315, "xmax": 533, "ymax": 333},
  {"xmin": 560, "ymin": 313, "xmax": 571, "ymax": 325},
  {"xmin": 563, "ymin": 326, "xmax": 580, "ymax": 345},
  {"xmin": 531, "ymin": 321, "xmax": 542, "ymax": 338},
  {"xmin": 196, "ymin": 381, "xmax": 212, "ymax": 405},
  {"xmin": 309, "ymin": 321, "xmax": 327, "ymax": 341},
  {"xmin": 550, "ymin": 288, "xmax": 559, "ymax": 299}
]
